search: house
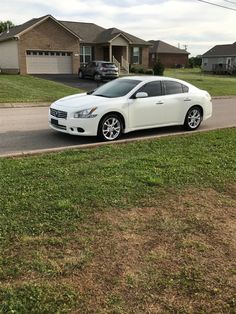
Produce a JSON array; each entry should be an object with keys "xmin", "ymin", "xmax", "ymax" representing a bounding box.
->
[
  {"xmin": 202, "ymin": 42, "xmax": 236, "ymax": 74},
  {"xmin": 0, "ymin": 14, "xmax": 150, "ymax": 75},
  {"xmin": 148, "ymin": 40, "xmax": 189, "ymax": 68}
]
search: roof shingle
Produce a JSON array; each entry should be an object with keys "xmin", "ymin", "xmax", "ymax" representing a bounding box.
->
[
  {"xmin": 202, "ymin": 42, "xmax": 236, "ymax": 57},
  {"xmin": 0, "ymin": 15, "xmax": 150, "ymax": 46},
  {"xmin": 149, "ymin": 40, "xmax": 189, "ymax": 54}
]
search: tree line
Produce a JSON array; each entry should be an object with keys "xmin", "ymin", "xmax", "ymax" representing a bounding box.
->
[{"xmin": 0, "ymin": 21, "xmax": 14, "ymax": 33}]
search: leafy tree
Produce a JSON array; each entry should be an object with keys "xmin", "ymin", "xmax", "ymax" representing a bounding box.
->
[
  {"xmin": 0, "ymin": 20, "xmax": 14, "ymax": 33},
  {"xmin": 189, "ymin": 56, "xmax": 202, "ymax": 68},
  {"xmin": 153, "ymin": 60, "xmax": 165, "ymax": 76}
]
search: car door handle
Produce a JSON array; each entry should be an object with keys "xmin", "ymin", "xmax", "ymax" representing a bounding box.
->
[
  {"xmin": 184, "ymin": 98, "xmax": 191, "ymax": 101},
  {"xmin": 156, "ymin": 101, "xmax": 164, "ymax": 105}
]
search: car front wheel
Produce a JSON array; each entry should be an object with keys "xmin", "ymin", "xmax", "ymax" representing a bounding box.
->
[
  {"xmin": 94, "ymin": 73, "xmax": 101, "ymax": 81},
  {"xmin": 98, "ymin": 114, "xmax": 123, "ymax": 141},
  {"xmin": 78, "ymin": 71, "xmax": 84, "ymax": 79},
  {"xmin": 184, "ymin": 106, "xmax": 203, "ymax": 130}
]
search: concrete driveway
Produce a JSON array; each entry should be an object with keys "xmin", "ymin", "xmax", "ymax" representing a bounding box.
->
[{"xmin": 34, "ymin": 74, "xmax": 104, "ymax": 92}]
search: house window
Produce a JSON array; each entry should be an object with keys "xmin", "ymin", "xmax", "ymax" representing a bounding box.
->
[
  {"xmin": 132, "ymin": 47, "xmax": 140, "ymax": 64},
  {"xmin": 80, "ymin": 46, "xmax": 92, "ymax": 63}
]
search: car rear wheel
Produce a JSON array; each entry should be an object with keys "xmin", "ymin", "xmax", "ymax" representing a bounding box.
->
[
  {"xmin": 98, "ymin": 114, "xmax": 123, "ymax": 141},
  {"xmin": 184, "ymin": 106, "xmax": 202, "ymax": 130}
]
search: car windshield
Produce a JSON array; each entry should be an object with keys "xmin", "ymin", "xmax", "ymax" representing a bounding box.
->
[{"xmin": 92, "ymin": 79, "xmax": 141, "ymax": 98}]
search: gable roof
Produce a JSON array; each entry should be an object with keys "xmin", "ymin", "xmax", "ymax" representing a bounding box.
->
[
  {"xmin": 94, "ymin": 28, "xmax": 150, "ymax": 45},
  {"xmin": 0, "ymin": 15, "xmax": 81, "ymax": 42},
  {"xmin": 61, "ymin": 21, "xmax": 105, "ymax": 43},
  {"xmin": 149, "ymin": 40, "xmax": 189, "ymax": 55},
  {"xmin": 0, "ymin": 15, "xmax": 150, "ymax": 46},
  {"xmin": 202, "ymin": 42, "xmax": 236, "ymax": 57}
]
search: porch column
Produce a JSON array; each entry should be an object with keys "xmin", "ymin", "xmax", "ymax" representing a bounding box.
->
[
  {"xmin": 109, "ymin": 44, "xmax": 112, "ymax": 62},
  {"xmin": 126, "ymin": 45, "xmax": 129, "ymax": 63}
]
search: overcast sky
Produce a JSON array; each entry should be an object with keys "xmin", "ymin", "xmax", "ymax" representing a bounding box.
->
[{"xmin": 1, "ymin": 0, "xmax": 236, "ymax": 56}]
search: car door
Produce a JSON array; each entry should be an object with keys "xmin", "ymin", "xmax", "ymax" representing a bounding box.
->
[
  {"xmin": 160, "ymin": 81, "xmax": 193, "ymax": 124},
  {"xmin": 128, "ymin": 80, "xmax": 166, "ymax": 129}
]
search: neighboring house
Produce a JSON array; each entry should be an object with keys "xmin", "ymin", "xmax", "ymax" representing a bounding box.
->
[
  {"xmin": 148, "ymin": 40, "xmax": 189, "ymax": 68},
  {"xmin": 202, "ymin": 42, "xmax": 236, "ymax": 74},
  {"xmin": 0, "ymin": 15, "xmax": 150, "ymax": 75}
]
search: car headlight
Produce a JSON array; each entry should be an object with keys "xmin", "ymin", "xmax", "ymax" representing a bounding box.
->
[{"xmin": 74, "ymin": 107, "xmax": 97, "ymax": 118}]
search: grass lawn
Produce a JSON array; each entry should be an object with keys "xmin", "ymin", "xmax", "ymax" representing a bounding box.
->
[
  {"xmin": 0, "ymin": 128, "xmax": 236, "ymax": 313},
  {"xmin": 0, "ymin": 74, "xmax": 81, "ymax": 103},
  {"xmin": 1, "ymin": 68, "xmax": 236, "ymax": 104},
  {"xmin": 165, "ymin": 68, "xmax": 236, "ymax": 96}
]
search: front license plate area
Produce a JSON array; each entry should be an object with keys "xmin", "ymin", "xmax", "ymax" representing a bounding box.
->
[{"xmin": 51, "ymin": 118, "xmax": 59, "ymax": 126}]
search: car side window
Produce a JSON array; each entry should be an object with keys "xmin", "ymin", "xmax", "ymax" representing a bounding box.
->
[
  {"xmin": 182, "ymin": 84, "xmax": 189, "ymax": 93},
  {"xmin": 164, "ymin": 81, "xmax": 184, "ymax": 95},
  {"xmin": 136, "ymin": 81, "xmax": 162, "ymax": 97}
]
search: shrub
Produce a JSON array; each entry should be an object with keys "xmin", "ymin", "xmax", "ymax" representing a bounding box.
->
[
  {"xmin": 145, "ymin": 69, "xmax": 153, "ymax": 75},
  {"xmin": 153, "ymin": 60, "xmax": 165, "ymax": 76}
]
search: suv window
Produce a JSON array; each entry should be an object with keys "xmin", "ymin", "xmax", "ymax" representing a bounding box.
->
[
  {"xmin": 164, "ymin": 81, "xmax": 184, "ymax": 95},
  {"xmin": 101, "ymin": 63, "xmax": 116, "ymax": 68},
  {"xmin": 136, "ymin": 81, "xmax": 162, "ymax": 97}
]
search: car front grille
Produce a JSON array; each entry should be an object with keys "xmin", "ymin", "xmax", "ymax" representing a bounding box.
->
[{"xmin": 50, "ymin": 108, "xmax": 67, "ymax": 119}]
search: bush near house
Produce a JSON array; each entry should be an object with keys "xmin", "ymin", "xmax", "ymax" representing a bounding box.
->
[{"xmin": 153, "ymin": 60, "xmax": 165, "ymax": 76}]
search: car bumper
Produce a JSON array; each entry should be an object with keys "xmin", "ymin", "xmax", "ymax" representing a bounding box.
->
[
  {"xmin": 101, "ymin": 72, "xmax": 118, "ymax": 79},
  {"xmin": 49, "ymin": 114, "xmax": 99, "ymax": 136}
]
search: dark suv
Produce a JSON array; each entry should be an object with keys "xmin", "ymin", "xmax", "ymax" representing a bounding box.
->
[{"xmin": 78, "ymin": 61, "xmax": 119, "ymax": 81}]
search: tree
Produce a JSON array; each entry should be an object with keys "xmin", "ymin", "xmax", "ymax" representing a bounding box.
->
[
  {"xmin": 0, "ymin": 20, "xmax": 14, "ymax": 33},
  {"xmin": 189, "ymin": 56, "xmax": 202, "ymax": 68},
  {"xmin": 153, "ymin": 60, "xmax": 165, "ymax": 76}
]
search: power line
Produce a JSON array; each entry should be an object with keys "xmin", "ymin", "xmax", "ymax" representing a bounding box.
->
[
  {"xmin": 196, "ymin": 0, "xmax": 236, "ymax": 11},
  {"xmin": 223, "ymin": 0, "xmax": 236, "ymax": 5}
]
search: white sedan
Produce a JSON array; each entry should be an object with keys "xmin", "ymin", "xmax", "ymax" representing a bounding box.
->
[{"xmin": 49, "ymin": 76, "xmax": 212, "ymax": 141}]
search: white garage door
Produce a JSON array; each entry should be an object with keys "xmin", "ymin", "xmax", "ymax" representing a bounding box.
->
[{"xmin": 26, "ymin": 51, "xmax": 72, "ymax": 74}]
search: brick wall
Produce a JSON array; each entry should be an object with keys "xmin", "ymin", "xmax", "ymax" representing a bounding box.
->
[
  {"xmin": 18, "ymin": 18, "xmax": 80, "ymax": 74},
  {"xmin": 149, "ymin": 53, "xmax": 189, "ymax": 68}
]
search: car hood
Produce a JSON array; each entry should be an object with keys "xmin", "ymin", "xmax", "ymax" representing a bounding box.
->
[{"xmin": 51, "ymin": 93, "xmax": 113, "ymax": 110}]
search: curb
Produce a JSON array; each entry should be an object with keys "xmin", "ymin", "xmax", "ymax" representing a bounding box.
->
[
  {"xmin": 0, "ymin": 102, "xmax": 50, "ymax": 108},
  {"xmin": 1, "ymin": 125, "xmax": 235, "ymax": 159}
]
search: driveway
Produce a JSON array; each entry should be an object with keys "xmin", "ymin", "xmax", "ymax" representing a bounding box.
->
[{"xmin": 34, "ymin": 74, "xmax": 103, "ymax": 92}]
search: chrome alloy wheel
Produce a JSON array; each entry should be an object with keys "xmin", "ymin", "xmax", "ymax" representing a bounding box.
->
[
  {"xmin": 186, "ymin": 108, "xmax": 202, "ymax": 129},
  {"xmin": 102, "ymin": 117, "xmax": 121, "ymax": 141}
]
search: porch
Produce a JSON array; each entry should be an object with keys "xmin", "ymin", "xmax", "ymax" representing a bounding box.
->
[{"xmin": 212, "ymin": 63, "xmax": 236, "ymax": 75}]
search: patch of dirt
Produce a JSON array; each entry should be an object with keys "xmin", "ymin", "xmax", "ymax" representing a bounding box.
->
[{"xmin": 5, "ymin": 187, "xmax": 236, "ymax": 313}]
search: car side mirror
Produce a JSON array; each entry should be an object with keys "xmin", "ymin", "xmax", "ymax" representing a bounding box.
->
[{"xmin": 135, "ymin": 92, "xmax": 148, "ymax": 98}]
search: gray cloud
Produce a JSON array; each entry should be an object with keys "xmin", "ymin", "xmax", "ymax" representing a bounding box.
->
[{"xmin": 1, "ymin": 0, "xmax": 236, "ymax": 56}]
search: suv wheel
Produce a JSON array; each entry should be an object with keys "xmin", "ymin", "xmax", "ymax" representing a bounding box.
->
[
  {"xmin": 94, "ymin": 73, "xmax": 101, "ymax": 81},
  {"xmin": 78, "ymin": 71, "xmax": 84, "ymax": 79}
]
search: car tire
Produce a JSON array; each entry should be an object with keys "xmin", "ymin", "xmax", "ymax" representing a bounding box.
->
[
  {"xmin": 98, "ymin": 114, "xmax": 123, "ymax": 141},
  {"xmin": 78, "ymin": 71, "xmax": 84, "ymax": 79},
  {"xmin": 94, "ymin": 73, "xmax": 101, "ymax": 81},
  {"xmin": 184, "ymin": 106, "xmax": 203, "ymax": 130}
]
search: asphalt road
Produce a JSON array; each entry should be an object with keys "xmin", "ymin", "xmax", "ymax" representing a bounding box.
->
[{"xmin": 0, "ymin": 98, "xmax": 235, "ymax": 156}]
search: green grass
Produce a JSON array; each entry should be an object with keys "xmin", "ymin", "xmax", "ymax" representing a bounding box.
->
[
  {"xmin": 165, "ymin": 67, "xmax": 236, "ymax": 96},
  {"xmin": 0, "ymin": 74, "xmax": 81, "ymax": 103},
  {"xmin": 0, "ymin": 128, "xmax": 236, "ymax": 313},
  {"xmin": 1, "ymin": 68, "xmax": 236, "ymax": 104}
]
